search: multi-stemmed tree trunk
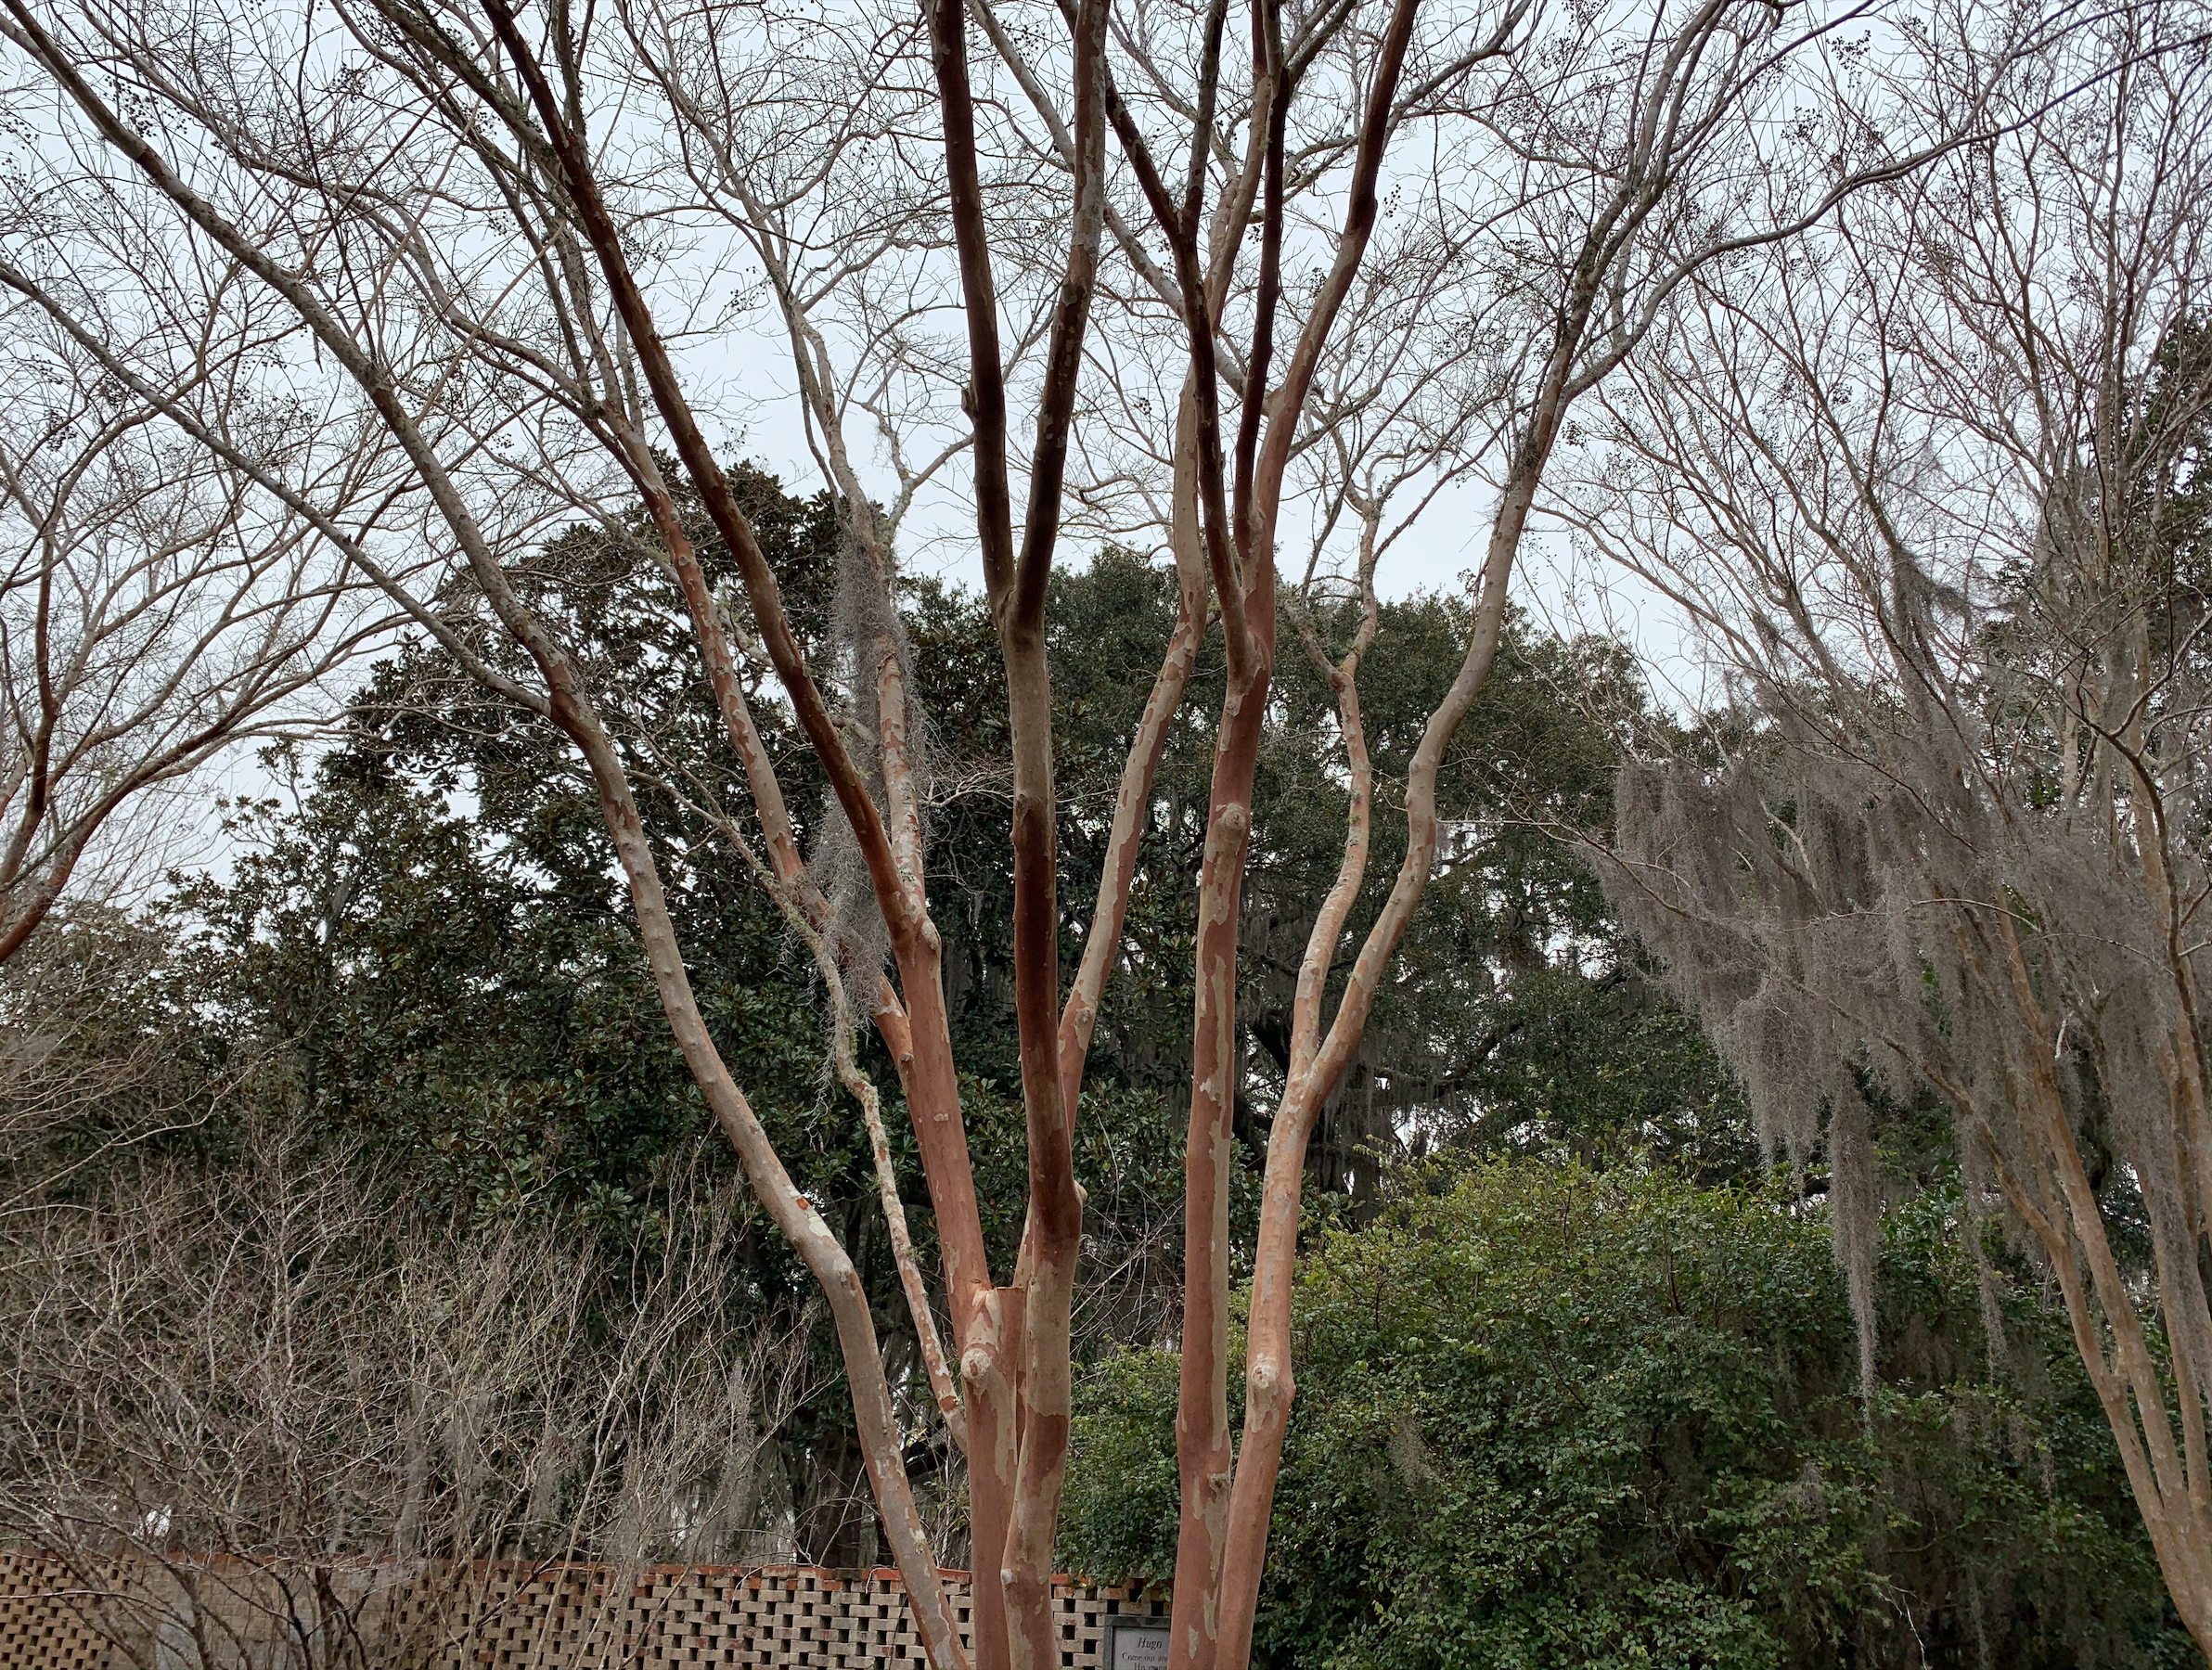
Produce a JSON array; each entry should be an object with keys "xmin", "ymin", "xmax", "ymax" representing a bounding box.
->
[{"xmin": 0, "ymin": 0, "xmax": 2083, "ymax": 1661}]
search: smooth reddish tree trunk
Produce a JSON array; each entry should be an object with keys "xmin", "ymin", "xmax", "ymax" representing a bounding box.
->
[{"xmin": 1166, "ymin": 631, "xmax": 1272, "ymax": 1670}]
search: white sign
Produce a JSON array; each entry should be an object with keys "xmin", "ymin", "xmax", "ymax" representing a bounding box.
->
[{"xmin": 1108, "ymin": 1619, "xmax": 1171, "ymax": 1670}]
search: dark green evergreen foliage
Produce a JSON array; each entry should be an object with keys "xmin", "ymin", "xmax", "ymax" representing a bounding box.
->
[
  {"xmin": 1444, "ymin": 966, "xmax": 1759, "ymax": 1181},
  {"xmin": 920, "ymin": 544, "xmax": 1755, "ymax": 1198},
  {"xmin": 0, "ymin": 903, "xmax": 218, "ymax": 1202},
  {"xmin": 149, "ymin": 466, "xmax": 1731, "ymax": 1257},
  {"xmin": 169, "ymin": 767, "xmax": 829, "ymax": 1234},
  {"xmin": 1059, "ymin": 1161, "xmax": 2198, "ymax": 1669},
  {"xmin": 165, "ymin": 465, "xmax": 854, "ymax": 1238}
]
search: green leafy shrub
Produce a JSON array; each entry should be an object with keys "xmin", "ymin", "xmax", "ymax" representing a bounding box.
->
[{"xmin": 1063, "ymin": 1161, "xmax": 2197, "ymax": 1668}]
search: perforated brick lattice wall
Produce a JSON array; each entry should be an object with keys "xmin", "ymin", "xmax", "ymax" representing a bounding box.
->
[{"xmin": 0, "ymin": 1552, "xmax": 1167, "ymax": 1669}]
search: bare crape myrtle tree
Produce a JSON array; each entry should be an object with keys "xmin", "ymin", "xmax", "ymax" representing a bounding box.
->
[
  {"xmin": 2, "ymin": 1128, "xmax": 815, "ymax": 1670},
  {"xmin": 1576, "ymin": 7, "xmax": 2212, "ymax": 1651},
  {"xmin": 0, "ymin": 304, "xmax": 403, "ymax": 965},
  {"xmin": 0, "ymin": 0, "xmax": 2080, "ymax": 1664}
]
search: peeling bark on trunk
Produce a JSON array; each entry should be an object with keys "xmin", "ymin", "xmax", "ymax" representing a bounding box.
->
[{"xmin": 1168, "ymin": 610, "xmax": 1273, "ymax": 1670}]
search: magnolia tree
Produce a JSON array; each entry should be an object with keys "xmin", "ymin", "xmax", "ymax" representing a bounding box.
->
[
  {"xmin": 1575, "ymin": 6, "xmax": 2212, "ymax": 1649},
  {"xmin": 0, "ymin": 0, "xmax": 2071, "ymax": 1662}
]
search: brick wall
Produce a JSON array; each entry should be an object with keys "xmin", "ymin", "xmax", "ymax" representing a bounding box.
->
[{"xmin": 0, "ymin": 1552, "xmax": 1167, "ymax": 1669}]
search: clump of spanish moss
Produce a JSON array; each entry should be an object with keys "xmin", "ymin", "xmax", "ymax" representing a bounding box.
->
[
  {"xmin": 1591, "ymin": 295, "xmax": 2212, "ymax": 1552},
  {"xmin": 806, "ymin": 533, "xmax": 930, "ymax": 980}
]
